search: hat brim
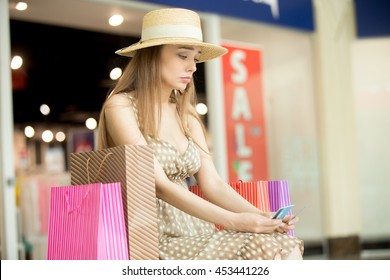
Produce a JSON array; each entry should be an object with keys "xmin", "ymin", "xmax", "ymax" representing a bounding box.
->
[{"xmin": 115, "ymin": 38, "xmax": 227, "ymax": 62}]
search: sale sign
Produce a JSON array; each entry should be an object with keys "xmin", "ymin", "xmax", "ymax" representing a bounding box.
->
[{"xmin": 222, "ymin": 44, "xmax": 268, "ymax": 182}]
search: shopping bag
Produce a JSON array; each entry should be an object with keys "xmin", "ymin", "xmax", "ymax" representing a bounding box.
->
[
  {"xmin": 258, "ymin": 180, "xmax": 271, "ymax": 212},
  {"xmin": 266, "ymin": 180, "xmax": 292, "ymax": 212},
  {"xmin": 190, "ymin": 180, "xmax": 293, "ymax": 234},
  {"xmin": 189, "ymin": 181, "xmax": 271, "ymax": 211},
  {"xmin": 266, "ymin": 180, "xmax": 294, "ymax": 235},
  {"xmin": 70, "ymin": 145, "xmax": 159, "ymax": 260},
  {"xmin": 189, "ymin": 180, "xmax": 272, "ymax": 230},
  {"xmin": 47, "ymin": 182, "xmax": 128, "ymax": 260},
  {"xmin": 189, "ymin": 185, "xmax": 206, "ymax": 200},
  {"xmin": 229, "ymin": 181, "xmax": 270, "ymax": 211}
]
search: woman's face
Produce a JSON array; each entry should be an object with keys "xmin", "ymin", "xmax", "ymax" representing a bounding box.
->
[{"xmin": 160, "ymin": 45, "xmax": 201, "ymax": 92}]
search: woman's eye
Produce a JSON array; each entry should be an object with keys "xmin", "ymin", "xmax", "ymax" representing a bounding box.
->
[{"xmin": 178, "ymin": 53, "xmax": 199, "ymax": 63}]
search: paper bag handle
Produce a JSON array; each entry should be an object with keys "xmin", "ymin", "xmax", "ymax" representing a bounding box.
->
[
  {"xmin": 86, "ymin": 152, "xmax": 113, "ymax": 183},
  {"xmin": 65, "ymin": 189, "xmax": 90, "ymax": 214},
  {"xmin": 64, "ymin": 152, "xmax": 112, "ymax": 213}
]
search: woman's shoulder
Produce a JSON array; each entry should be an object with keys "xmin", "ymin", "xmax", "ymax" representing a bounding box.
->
[
  {"xmin": 105, "ymin": 91, "xmax": 136, "ymax": 106},
  {"xmin": 103, "ymin": 91, "xmax": 139, "ymax": 124},
  {"xmin": 186, "ymin": 111, "xmax": 202, "ymax": 129}
]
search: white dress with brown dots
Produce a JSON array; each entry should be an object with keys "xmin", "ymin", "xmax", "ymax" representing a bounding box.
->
[
  {"xmin": 126, "ymin": 93, "xmax": 304, "ymax": 260},
  {"xmin": 148, "ymin": 137, "xmax": 304, "ymax": 260}
]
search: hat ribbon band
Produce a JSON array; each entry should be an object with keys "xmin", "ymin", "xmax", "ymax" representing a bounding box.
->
[{"xmin": 141, "ymin": 24, "xmax": 203, "ymax": 42}]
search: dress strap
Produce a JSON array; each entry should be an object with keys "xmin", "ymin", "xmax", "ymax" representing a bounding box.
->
[{"xmin": 123, "ymin": 92, "xmax": 140, "ymax": 127}]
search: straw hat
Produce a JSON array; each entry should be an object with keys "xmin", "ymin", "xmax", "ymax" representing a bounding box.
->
[{"xmin": 115, "ymin": 8, "xmax": 227, "ymax": 62}]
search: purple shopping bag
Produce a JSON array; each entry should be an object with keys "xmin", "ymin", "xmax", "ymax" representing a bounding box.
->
[{"xmin": 267, "ymin": 180, "xmax": 294, "ymax": 235}]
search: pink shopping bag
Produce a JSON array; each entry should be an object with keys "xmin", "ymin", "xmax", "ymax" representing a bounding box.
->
[
  {"xmin": 70, "ymin": 145, "xmax": 159, "ymax": 260},
  {"xmin": 47, "ymin": 182, "xmax": 129, "ymax": 260}
]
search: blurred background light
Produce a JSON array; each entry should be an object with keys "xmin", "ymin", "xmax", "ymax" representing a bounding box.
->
[
  {"xmin": 24, "ymin": 126, "xmax": 35, "ymax": 138},
  {"xmin": 40, "ymin": 104, "xmax": 50, "ymax": 116},
  {"xmin": 108, "ymin": 15, "xmax": 124, "ymax": 26},
  {"xmin": 15, "ymin": 2, "xmax": 28, "ymax": 11},
  {"xmin": 109, "ymin": 67, "xmax": 122, "ymax": 80},
  {"xmin": 11, "ymin": 55, "xmax": 23, "ymax": 70},
  {"xmin": 85, "ymin": 117, "xmax": 97, "ymax": 130},
  {"xmin": 55, "ymin": 131, "xmax": 66, "ymax": 142},
  {"xmin": 42, "ymin": 130, "xmax": 54, "ymax": 143},
  {"xmin": 196, "ymin": 103, "xmax": 208, "ymax": 115}
]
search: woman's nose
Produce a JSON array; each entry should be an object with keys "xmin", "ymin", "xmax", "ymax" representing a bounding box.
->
[{"xmin": 187, "ymin": 61, "xmax": 197, "ymax": 72}]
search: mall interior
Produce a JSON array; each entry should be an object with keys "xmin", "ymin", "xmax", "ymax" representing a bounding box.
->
[{"xmin": 1, "ymin": 0, "xmax": 389, "ymax": 260}]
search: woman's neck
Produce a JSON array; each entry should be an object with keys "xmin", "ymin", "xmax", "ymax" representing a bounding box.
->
[{"xmin": 161, "ymin": 85, "xmax": 174, "ymax": 104}]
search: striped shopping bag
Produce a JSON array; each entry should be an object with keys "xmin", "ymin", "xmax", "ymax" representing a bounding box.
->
[
  {"xmin": 190, "ymin": 181, "xmax": 271, "ymax": 211},
  {"xmin": 229, "ymin": 181, "xmax": 270, "ymax": 211},
  {"xmin": 70, "ymin": 145, "xmax": 159, "ymax": 260},
  {"xmin": 190, "ymin": 180, "xmax": 294, "ymax": 234},
  {"xmin": 266, "ymin": 180, "xmax": 294, "ymax": 235},
  {"xmin": 266, "ymin": 180, "xmax": 292, "ymax": 213},
  {"xmin": 47, "ymin": 182, "xmax": 129, "ymax": 260},
  {"xmin": 257, "ymin": 180, "xmax": 271, "ymax": 212},
  {"xmin": 190, "ymin": 180, "xmax": 272, "ymax": 230}
]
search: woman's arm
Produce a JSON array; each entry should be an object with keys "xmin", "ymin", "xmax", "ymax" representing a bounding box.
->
[
  {"xmin": 188, "ymin": 117, "xmax": 297, "ymax": 232},
  {"xmin": 104, "ymin": 94, "xmax": 283, "ymax": 233},
  {"xmin": 188, "ymin": 114, "xmax": 266, "ymax": 214}
]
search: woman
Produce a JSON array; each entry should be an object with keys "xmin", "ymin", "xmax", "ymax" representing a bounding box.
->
[{"xmin": 97, "ymin": 8, "xmax": 304, "ymax": 260}]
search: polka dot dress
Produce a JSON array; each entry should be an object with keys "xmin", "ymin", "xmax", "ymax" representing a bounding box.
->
[{"xmin": 126, "ymin": 93, "xmax": 304, "ymax": 260}]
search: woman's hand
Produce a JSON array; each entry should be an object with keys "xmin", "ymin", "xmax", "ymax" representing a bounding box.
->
[
  {"xmin": 260, "ymin": 211, "xmax": 274, "ymax": 219},
  {"xmin": 274, "ymin": 215, "xmax": 300, "ymax": 234},
  {"xmin": 224, "ymin": 212, "xmax": 300, "ymax": 234},
  {"xmin": 225, "ymin": 212, "xmax": 284, "ymax": 234}
]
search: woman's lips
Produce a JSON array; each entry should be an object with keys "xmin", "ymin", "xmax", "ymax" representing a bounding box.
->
[{"xmin": 180, "ymin": 77, "xmax": 191, "ymax": 83}]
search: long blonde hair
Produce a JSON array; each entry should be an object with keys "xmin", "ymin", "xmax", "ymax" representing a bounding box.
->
[{"xmin": 97, "ymin": 45, "xmax": 207, "ymax": 150}]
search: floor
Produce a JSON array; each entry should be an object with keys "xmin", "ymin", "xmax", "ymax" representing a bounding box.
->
[{"xmin": 303, "ymin": 248, "xmax": 390, "ymax": 260}]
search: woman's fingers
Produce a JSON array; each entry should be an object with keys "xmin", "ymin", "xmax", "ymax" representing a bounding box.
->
[{"xmin": 284, "ymin": 215, "xmax": 299, "ymax": 225}]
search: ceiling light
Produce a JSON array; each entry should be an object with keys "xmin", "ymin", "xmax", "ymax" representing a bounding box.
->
[
  {"xmin": 110, "ymin": 67, "xmax": 122, "ymax": 80},
  {"xmin": 55, "ymin": 131, "xmax": 66, "ymax": 142},
  {"xmin": 108, "ymin": 15, "xmax": 124, "ymax": 26},
  {"xmin": 85, "ymin": 118, "xmax": 97, "ymax": 130},
  {"xmin": 24, "ymin": 126, "xmax": 35, "ymax": 138},
  {"xmin": 42, "ymin": 130, "xmax": 54, "ymax": 143},
  {"xmin": 40, "ymin": 104, "xmax": 50, "ymax": 115},
  {"xmin": 196, "ymin": 103, "xmax": 208, "ymax": 115},
  {"xmin": 15, "ymin": 2, "xmax": 28, "ymax": 11},
  {"xmin": 11, "ymin": 56, "xmax": 23, "ymax": 70}
]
